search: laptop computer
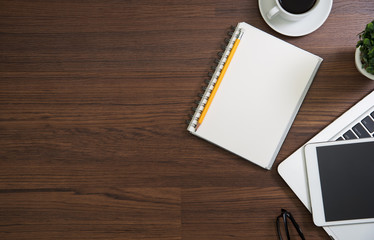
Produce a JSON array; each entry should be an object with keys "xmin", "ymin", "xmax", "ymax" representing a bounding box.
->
[{"xmin": 278, "ymin": 90, "xmax": 374, "ymax": 240}]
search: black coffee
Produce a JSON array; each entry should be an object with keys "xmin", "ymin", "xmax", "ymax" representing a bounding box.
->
[{"xmin": 279, "ymin": 0, "xmax": 316, "ymax": 14}]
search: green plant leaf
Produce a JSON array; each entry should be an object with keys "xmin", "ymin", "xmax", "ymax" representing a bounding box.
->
[
  {"xmin": 356, "ymin": 40, "xmax": 362, "ymax": 48},
  {"xmin": 366, "ymin": 66, "xmax": 374, "ymax": 74},
  {"xmin": 364, "ymin": 38, "xmax": 371, "ymax": 46},
  {"xmin": 367, "ymin": 22, "xmax": 374, "ymax": 31},
  {"xmin": 369, "ymin": 48, "xmax": 374, "ymax": 58}
]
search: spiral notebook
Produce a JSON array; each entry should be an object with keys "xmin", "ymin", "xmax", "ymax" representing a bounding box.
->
[{"xmin": 187, "ymin": 22, "xmax": 322, "ymax": 169}]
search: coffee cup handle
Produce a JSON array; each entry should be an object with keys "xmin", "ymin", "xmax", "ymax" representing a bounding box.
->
[{"xmin": 266, "ymin": 6, "xmax": 280, "ymax": 20}]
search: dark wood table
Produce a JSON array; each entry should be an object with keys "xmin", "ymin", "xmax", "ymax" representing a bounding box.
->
[{"xmin": 1, "ymin": 1, "xmax": 373, "ymax": 239}]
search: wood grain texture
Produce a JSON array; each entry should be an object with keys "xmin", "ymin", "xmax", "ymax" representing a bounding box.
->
[{"xmin": 1, "ymin": 0, "xmax": 374, "ymax": 239}]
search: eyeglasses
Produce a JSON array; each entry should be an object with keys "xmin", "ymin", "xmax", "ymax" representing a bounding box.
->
[{"xmin": 276, "ymin": 209, "xmax": 305, "ymax": 240}]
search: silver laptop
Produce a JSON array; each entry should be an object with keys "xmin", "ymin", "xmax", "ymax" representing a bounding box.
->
[{"xmin": 278, "ymin": 90, "xmax": 374, "ymax": 240}]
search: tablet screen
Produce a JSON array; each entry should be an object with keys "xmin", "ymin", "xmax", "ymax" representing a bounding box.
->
[{"xmin": 316, "ymin": 141, "xmax": 374, "ymax": 222}]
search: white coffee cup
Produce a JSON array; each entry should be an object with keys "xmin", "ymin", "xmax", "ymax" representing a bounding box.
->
[{"xmin": 266, "ymin": 0, "xmax": 320, "ymax": 22}]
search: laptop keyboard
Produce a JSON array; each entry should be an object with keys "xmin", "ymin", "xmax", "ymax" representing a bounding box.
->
[{"xmin": 336, "ymin": 110, "xmax": 374, "ymax": 141}]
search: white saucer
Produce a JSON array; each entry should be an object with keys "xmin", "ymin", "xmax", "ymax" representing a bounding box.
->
[{"xmin": 258, "ymin": 0, "xmax": 333, "ymax": 37}]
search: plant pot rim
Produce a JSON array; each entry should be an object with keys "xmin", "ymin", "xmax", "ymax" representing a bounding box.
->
[{"xmin": 355, "ymin": 47, "xmax": 374, "ymax": 80}]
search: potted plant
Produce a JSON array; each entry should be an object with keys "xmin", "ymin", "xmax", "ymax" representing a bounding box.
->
[{"xmin": 356, "ymin": 20, "xmax": 374, "ymax": 80}]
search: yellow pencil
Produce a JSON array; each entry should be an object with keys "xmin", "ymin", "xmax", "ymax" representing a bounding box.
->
[{"xmin": 195, "ymin": 29, "xmax": 244, "ymax": 131}]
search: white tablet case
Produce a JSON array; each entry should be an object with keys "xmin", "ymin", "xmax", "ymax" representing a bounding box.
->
[{"xmin": 304, "ymin": 139, "xmax": 374, "ymax": 227}]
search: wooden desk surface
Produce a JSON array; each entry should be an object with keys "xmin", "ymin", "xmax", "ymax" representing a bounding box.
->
[{"xmin": 1, "ymin": 1, "xmax": 373, "ymax": 239}]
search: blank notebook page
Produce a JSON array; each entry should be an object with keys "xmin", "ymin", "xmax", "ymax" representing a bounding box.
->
[{"xmin": 189, "ymin": 22, "xmax": 322, "ymax": 169}]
